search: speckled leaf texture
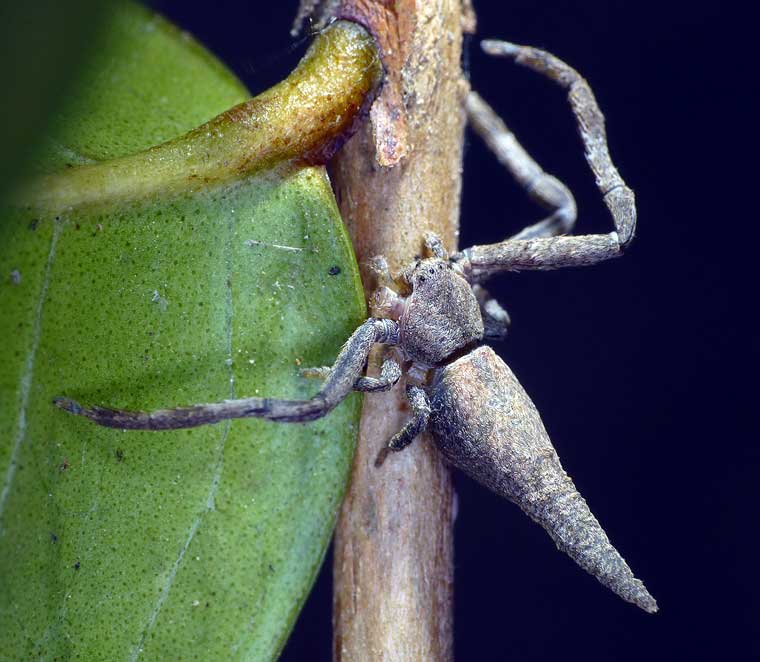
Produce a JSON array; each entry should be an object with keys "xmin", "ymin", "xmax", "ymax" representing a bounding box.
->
[{"xmin": 0, "ymin": 3, "xmax": 366, "ymax": 659}]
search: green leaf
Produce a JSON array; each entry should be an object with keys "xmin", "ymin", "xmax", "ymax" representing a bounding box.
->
[{"xmin": 0, "ymin": 4, "xmax": 376, "ymax": 659}]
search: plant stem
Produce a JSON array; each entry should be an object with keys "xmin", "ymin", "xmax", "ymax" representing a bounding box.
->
[{"xmin": 328, "ymin": 1, "xmax": 469, "ymax": 659}]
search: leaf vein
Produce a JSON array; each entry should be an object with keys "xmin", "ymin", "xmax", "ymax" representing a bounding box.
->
[
  {"xmin": 0, "ymin": 220, "xmax": 62, "ymax": 525},
  {"xmin": 130, "ymin": 206, "xmax": 238, "ymax": 660}
]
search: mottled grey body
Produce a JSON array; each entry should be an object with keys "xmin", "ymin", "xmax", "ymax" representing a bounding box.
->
[
  {"xmin": 56, "ymin": 39, "xmax": 657, "ymax": 613},
  {"xmin": 429, "ymin": 346, "xmax": 657, "ymax": 612},
  {"xmin": 400, "ymin": 260, "xmax": 483, "ymax": 365}
]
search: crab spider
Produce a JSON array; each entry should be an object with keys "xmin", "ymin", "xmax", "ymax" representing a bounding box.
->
[{"xmin": 56, "ymin": 41, "xmax": 656, "ymax": 612}]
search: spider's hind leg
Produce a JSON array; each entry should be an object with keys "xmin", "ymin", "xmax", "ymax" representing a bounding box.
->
[
  {"xmin": 375, "ymin": 385, "xmax": 431, "ymax": 466},
  {"xmin": 465, "ymin": 90, "xmax": 577, "ymax": 241},
  {"xmin": 473, "ymin": 285, "xmax": 511, "ymax": 341}
]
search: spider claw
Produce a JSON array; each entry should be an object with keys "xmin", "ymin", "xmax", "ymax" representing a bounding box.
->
[
  {"xmin": 374, "ymin": 446, "xmax": 391, "ymax": 468},
  {"xmin": 480, "ymin": 39, "xmax": 520, "ymax": 57},
  {"xmin": 54, "ymin": 396, "xmax": 84, "ymax": 416},
  {"xmin": 300, "ymin": 366, "xmax": 330, "ymax": 380},
  {"xmin": 423, "ymin": 231, "xmax": 448, "ymax": 259},
  {"xmin": 366, "ymin": 255, "xmax": 393, "ymax": 287}
]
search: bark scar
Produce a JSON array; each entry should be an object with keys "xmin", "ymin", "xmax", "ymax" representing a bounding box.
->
[{"xmin": 335, "ymin": 0, "xmax": 416, "ymax": 166}]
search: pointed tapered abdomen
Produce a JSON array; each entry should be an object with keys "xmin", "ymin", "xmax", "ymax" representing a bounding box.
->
[{"xmin": 429, "ymin": 346, "xmax": 657, "ymax": 613}]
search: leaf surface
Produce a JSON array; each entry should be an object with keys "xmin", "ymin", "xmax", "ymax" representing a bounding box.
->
[{"xmin": 0, "ymin": 4, "xmax": 368, "ymax": 659}]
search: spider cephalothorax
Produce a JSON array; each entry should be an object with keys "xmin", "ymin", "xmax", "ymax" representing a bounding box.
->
[
  {"xmin": 56, "ymin": 40, "xmax": 657, "ymax": 612},
  {"xmin": 396, "ymin": 257, "xmax": 484, "ymax": 367}
]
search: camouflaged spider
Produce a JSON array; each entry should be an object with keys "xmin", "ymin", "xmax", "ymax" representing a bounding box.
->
[{"xmin": 56, "ymin": 41, "xmax": 657, "ymax": 612}]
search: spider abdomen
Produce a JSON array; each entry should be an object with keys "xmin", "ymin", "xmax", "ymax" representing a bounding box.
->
[{"xmin": 428, "ymin": 345, "xmax": 657, "ymax": 612}]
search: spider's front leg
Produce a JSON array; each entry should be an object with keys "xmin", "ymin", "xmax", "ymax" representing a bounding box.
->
[
  {"xmin": 455, "ymin": 40, "xmax": 636, "ymax": 282},
  {"xmin": 55, "ymin": 318, "xmax": 400, "ymax": 430}
]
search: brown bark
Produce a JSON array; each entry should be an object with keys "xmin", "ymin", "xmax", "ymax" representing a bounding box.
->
[{"xmin": 326, "ymin": 2, "xmax": 471, "ymax": 660}]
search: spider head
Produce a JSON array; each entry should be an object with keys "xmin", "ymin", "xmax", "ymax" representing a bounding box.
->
[
  {"xmin": 406, "ymin": 257, "xmax": 449, "ymax": 289},
  {"xmin": 398, "ymin": 257, "xmax": 484, "ymax": 366}
]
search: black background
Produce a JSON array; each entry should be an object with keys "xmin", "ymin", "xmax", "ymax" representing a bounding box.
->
[{"xmin": 148, "ymin": 2, "xmax": 756, "ymax": 660}]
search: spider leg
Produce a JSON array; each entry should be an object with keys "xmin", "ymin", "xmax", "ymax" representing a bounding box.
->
[
  {"xmin": 466, "ymin": 91, "xmax": 577, "ymax": 241},
  {"xmin": 423, "ymin": 231, "xmax": 449, "ymax": 259},
  {"xmin": 473, "ymin": 285, "xmax": 511, "ymax": 341},
  {"xmin": 302, "ymin": 355, "xmax": 402, "ymax": 392},
  {"xmin": 454, "ymin": 40, "xmax": 635, "ymax": 283},
  {"xmin": 354, "ymin": 357, "xmax": 403, "ymax": 392},
  {"xmin": 375, "ymin": 384, "xmax": 431, "ymax": 466},
  {"xmin": 55, "ymin": 318, "xmax": 400, "ymax": 430},
  {"xmin": 366, "ymin": 255, "xmax": 394, "ymax": 287},
  {"xmin": 366, "ymin": 254, "xmax": 415, "ymax": 297}
]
